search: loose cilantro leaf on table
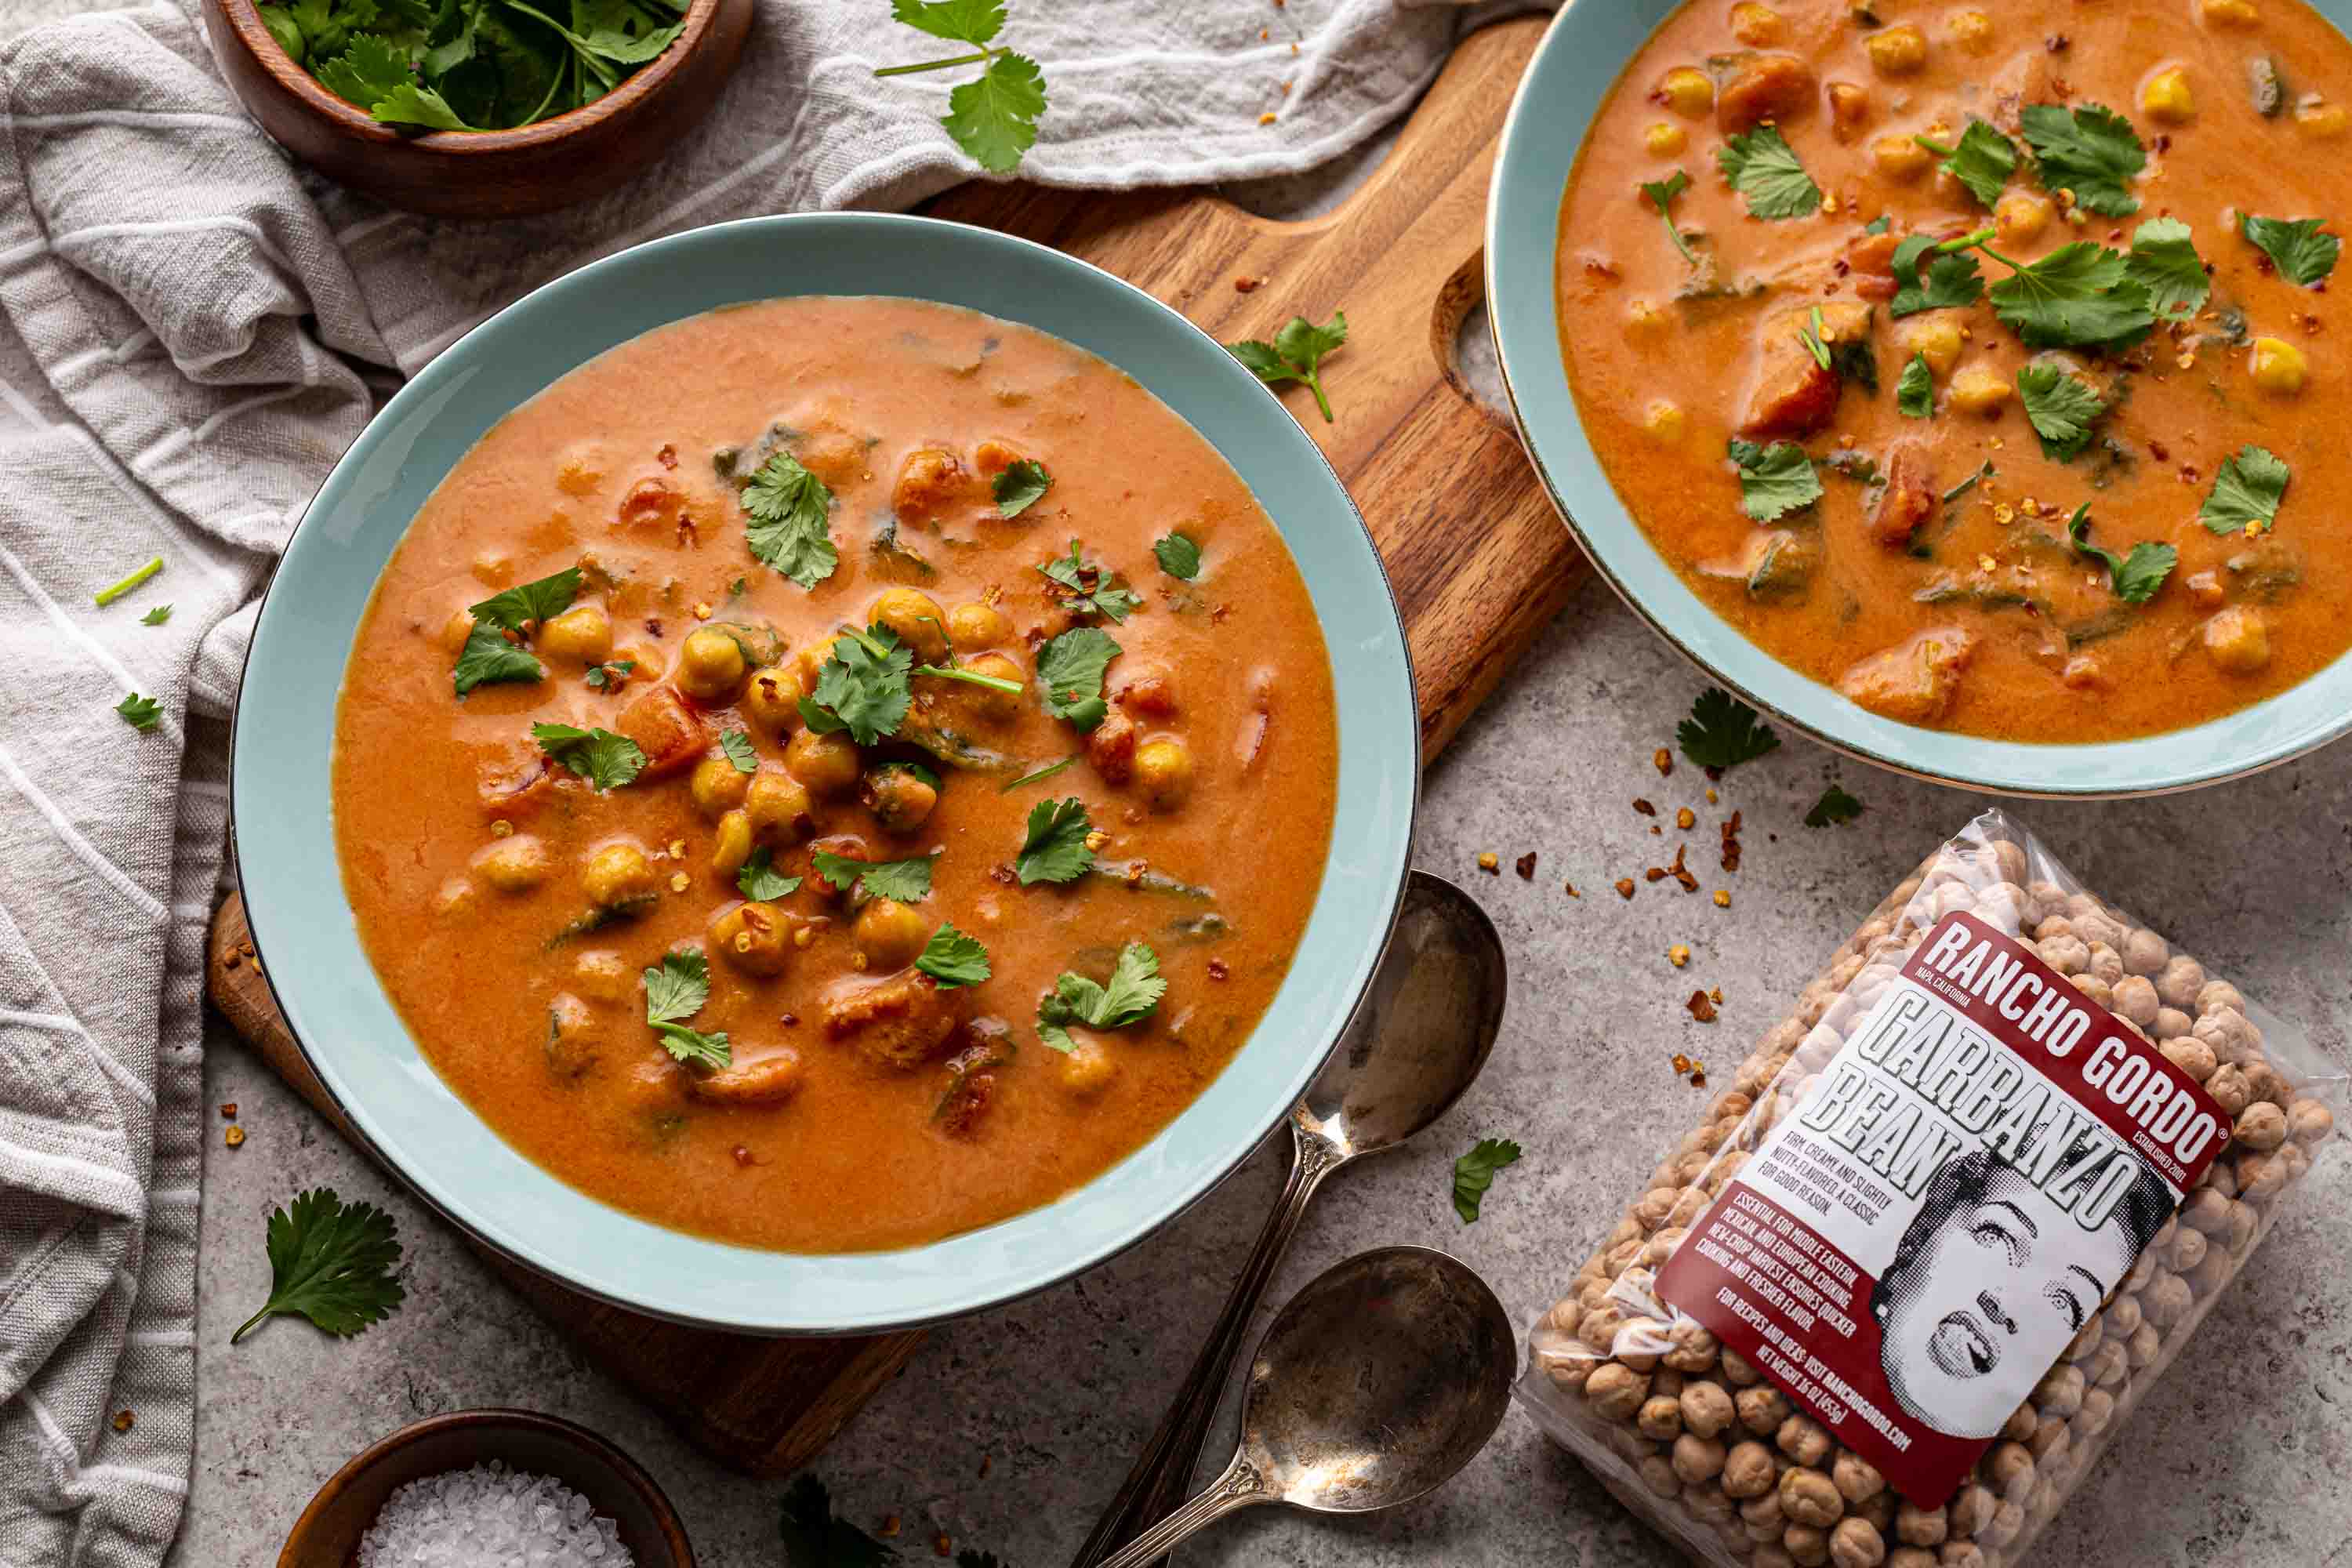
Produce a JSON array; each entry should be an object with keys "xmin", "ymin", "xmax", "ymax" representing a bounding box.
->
[
  {"xmin": 1039, "ymin": 539, "xmax": 1141, "ymax": 622},
  {"xmin": 875, "ymin": 0, "xmax": 1048, "ymax": 173},
  {"xmin": 1036, "ymin": 942, "xmax": 1166, "ymax": 1052},
  {"xmin": 2066, "ymin": 504, "xmax": 2176, "ymax": 603},
  {"xmin": 743, "ymin": 450, "xmax": 839, "ymax": 590},
  {"xmin": 1016, "ymin": 796, "xmax": 1094, "ymax": 884},
  {"xmin": 230, "ymin": 1187, "xmax": 404, "ymax": 1345},
  {"xmin": 2199, "ymin": 445, "xmax": 2290, "ymax": 535},
  {"xmin": 781, "ymin": 1474, "xmax": 896, "ymax": 1568},
  {"xmin": 645, "ymin": 947, "xmax": 731, "ymax": 1069},
  {"xmin": 1717, "ymin": 125, "xmax": 1821, "ymax": 219},
  {"xmin": 2016, "ymin": 363, "xmax": 2107, "ymax": 462},
  {"xmin": 718, "ymin": 728, "xmax": 758, "ymax": 773},
  {"xmin": 1679, "ymin": 687, "xmax": 1780, "ymax": 771},
  {"xmin": 992, "ymin": 458, "xmax": 1052, "ymax": 518},
  {"xmin": 1036, "ymin": 626, "xmax": 1121, "ymax": 730},
  {"xmin": 1642, "ymin": 169, "xmax": 1700, "ymax": 266},
  {"xmin": 813, "ymin": 851, "xmax": 935, "ymax": 902},
  {"xmin": 1804, "ymin": 784, "xmax": 1865, "ymax": 828},
  {"xmin": 140, "ymin": 603, "xmax": 173, "ymax": 626},
  {"xmin": 1918, "ymin": 119, "xmax": 2017, "ymax": 207},
  {"xmin": 737, "ymin": 848, "xmax": 803, "ymax": 902},
  {"xmin": 2020, "ymin": 102, "xmax": 2146, "ymax": 216},
  {"xmin": 532, "ymin": 722, "xmax": 648, "ymax": 792},
  {"xmin": 1452, "ymin": 1138, "xmax": 1522, "ymax": 1225},
  {"xmin": 1727, "ymin": 438, "xmax": 1824, "ymax": 523},
  {"xmin": 1896, "ymin": 353, "xmax": 1935, "ymax": 419},
  {"xmin": 2239, "ymin": 213, "xmax": 2341, "ymax": 285},
  {"xmin": 800, "ymin": 625, "xmax": 913, "ymax": 744},
  {"xmin": 1228, "ymin": 311, "xmax": 1348, "ymax": 423},
  {"xmin": 1153, "ymin": 532, "xmax": 1203, "ymax": 580},
  {"xmin": 915, "ymin": 924, "xmax": 992, "ymax": 989},
  {"xmin": 116, "ymin": 692, "xmax": 163, "ymax": 732},
  {"xmin": 2125, "ymin": 217, "xmax": 2210, "ymax": 319}
]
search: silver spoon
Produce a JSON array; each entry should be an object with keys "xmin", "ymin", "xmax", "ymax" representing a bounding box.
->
[
  {"xmin": 1091, "ymin": 1246, "xmax": 1517, "ymax": 1568},
  {"xmin": 1070, "ymin": 870, "xmax": 1507, "ymax": 1567}
]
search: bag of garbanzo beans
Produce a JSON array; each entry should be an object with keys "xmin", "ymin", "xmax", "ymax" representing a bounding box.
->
[{"xmin": 1516, "ymin": 810, "xmax": 2343, "ymax": 1568}]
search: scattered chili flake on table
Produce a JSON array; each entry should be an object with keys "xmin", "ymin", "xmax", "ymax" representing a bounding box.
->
[
  {"xmin": 1564, "ymin": 881, "xmax": 1581, "ymax": 898},
  {"xmin": 1671, "ymin": 1053, "xmax": 1692, "ymax": 1073},
  {"xmin": 220, "ymin": 1103, "xmax": 237, "ymax": 1119},
  {"xmin": 1691, "ymin": 1067, "xmax": 1708, "ymax": 1088},
  {"xmin": 1632, "ymin": 798, "xmax": 1657, "ymax": 816},
  {"xmin": 1235, "ymin": 275, "xmax": 1265, "ymax": 292},
  {"xmin": 1668, "ymin": 944, "xmax": 1690, "ymax": 967},
  {"xmin": 1720, "ymin": 811, "xmax": 1744, "ymax": 873},
  {"xmin": 1675, "ymin": 807, "xmax": 1696, "ymax": 830},
  {"xmin": 1653, "ymin": 747, "xmax": 1672, "ymax": 777},
  {"xmin": 1515, "ymin": 852, "xmax": 1537, "ymax": 880},
  {"xmin": 224, "ymin": 1126, "xmax": 245, "ymax": 1149},
  {"xmin": 1614, "ymin": 877, "xmax": 1635, "ymax": 899},
  {"xmin": 1475, "ymin": 851, "xmax": 1499, "ymax": 874},
  {"xmin": 1715, "ymin": 890, "xmax": 1732, "ymax": 908},
  {"xmin": 111, "ymin": 1409, "xmax": 134, "ymax": 1433},
  {"xmin": 1645, "ymin": 866, "xmax": 1668, "ymax": 883},
  {"xmin": 935, "ymin": 1532, "xmax": 953, "ymax": 1557},
  {"xmin": 1686, "ymin": 989, "xmax": 1718, "ymax": 1022},
  {"xmin": 1705, "ymin": 787, "xmax": 1719, "ymax": 804},
  {"xmin": 880, "ymin": 1515, "xmax": 902, "ymax": 1538},
  {"xmin": 1670, "ymin": 844, "xmax": 1699, "ymax": 892}
]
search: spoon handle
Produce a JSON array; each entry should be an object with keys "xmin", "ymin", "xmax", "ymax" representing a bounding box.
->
[
  {"xmin": 1088, "ymin": 1454, "xmax": 1273, "ymax": 1568},
  {"xmin": 1068, "ymin": 1118, "xmax": 1341, "ymax": 1568}
]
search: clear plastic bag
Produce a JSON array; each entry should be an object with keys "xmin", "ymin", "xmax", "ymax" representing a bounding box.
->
[{"xmin": 1515, "ymin": 808, "xmax": 2344, "ymax": 1568}]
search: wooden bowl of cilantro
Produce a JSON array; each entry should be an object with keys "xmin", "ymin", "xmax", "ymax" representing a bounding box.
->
[{"xmin": 201, "ymin": 0, "xmax": 753, "ymax": 219}]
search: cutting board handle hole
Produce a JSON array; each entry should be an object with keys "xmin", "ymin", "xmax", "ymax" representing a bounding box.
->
[{"xmin": 1432, "ymin": 251, "xmax": 1509, "ymax": 427}]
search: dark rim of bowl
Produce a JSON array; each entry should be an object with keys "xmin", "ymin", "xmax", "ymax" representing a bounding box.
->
[
  {"xmin": 226, "ymin": 210, "xmax": 1419, "ymax": 1335},
  {"xmin": 214, "ymin": 0, "xmax": 724, "ymax": 153},
  {"xmin": 280, "ymin": 1407, "xmax": 693, "ymax": 1566}
]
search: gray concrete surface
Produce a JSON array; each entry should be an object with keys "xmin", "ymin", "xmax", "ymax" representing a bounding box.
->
[{"xmin": 8, "ymin": 3, "xmax": 2348, "ymax": 1566}]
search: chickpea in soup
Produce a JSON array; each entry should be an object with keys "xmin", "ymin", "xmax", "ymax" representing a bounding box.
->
[
  {"xmin": 1558, "ymin": 0, "xmax": 2352, "ymax": 740},
  {"xmin": 332, "ymin": 297, "xmax": 1338, "ymax": 1254}
]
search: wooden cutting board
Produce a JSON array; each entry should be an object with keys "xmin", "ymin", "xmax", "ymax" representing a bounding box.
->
[{"xmin": 204, "ymin": 13, "xmax": 1585, "ymax": 1479}]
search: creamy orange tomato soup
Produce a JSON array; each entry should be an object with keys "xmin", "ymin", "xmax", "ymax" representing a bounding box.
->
[
  {"xmin": 333, "ymin": 298, "xmax": 1337, "ymax": 1253},
  {"xmin": 1559, "ymin": 0, "xmax": 2352, "ymax": 740}
]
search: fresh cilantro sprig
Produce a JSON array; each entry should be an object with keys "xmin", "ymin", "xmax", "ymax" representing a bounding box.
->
[
  {"xmin": 1717, "ymin": 125, "xmax": 1821, "ymax": 220},
  {"xmin": 1804, "ymin": 784, "xmax": 1865, "ymax": 828},
  {"xmin": 1452, "ymin": 1138, "xmax": 1522, "ymax": 1225},
  {"xmin": 532, "ymin": 722, "xmax": 648, "ymax": 792},
  {"xmin": 915, "ymin": 924, "xmax": 991, "ymax": 989},
  {"xmin": 93, "ymin": 555, "xmax": 162, "ymax": 607},
  {"xmin": 1896, "ymin": 354, "xmax": 1934, "ymax": 419},
  {"xmin": 645, "ymin": 948, "xmax": 730, "ymax": 1069},
  {"xmin": 1889, "ymin": 234, "xmax": 1987, "ymax": 318},
  {"xmin": 454, "ymin": 564, "xmax": 583, "ymax": 696},
  {"xmin": 2066, "ymin": 503, "xmax": 2176, "ymax": 604},
  {"xmin": 1036, "ymin": 626, "xmax": 1121, "ymax": 730},
  {"xmin": 742, "ymin": 450, "xmax": 839, "ymax": 590},
  {"xmin": 1227, "ymin": 311, "xmax": 1348, "ymax": 423},
  {"xmin": 1679, "ymin": 687, "xmax": 1779, "ymax": 771},
  {"xmin": 1016, "ymin": 797, "xmax": 1094, "ymax": 884},
  {"xmin": 1641, "ymin": 169, "xmax": 1700, "ymax": 266},
  {"xmin": 230, "ymin": 1187, "xmax": 404, "ymax": 1345},
  {"xmin": 140, "ymin": 604, "xmax": 173, "ymax": 626},
  {"xmin": 2239, "ymin": 213, "xmax": 2341, "ymax": 285},
  {"xmin": 737, "ymin": 848, "xmax": 804, "ymax": 902},
  {"xmin": 2199, "ymin": 445, "xmax": 2289, "ymax": 535},
  {"xmin": 1918, "ymin": 120, "xmax": 2017, "ymax": 208},
  {"xmin": 800, "ymin": 625, "xmax": 913, "ymax": 744},
  {"xmin": 993, "ymin": 459, "xmax": 1053, "ymax": 518},
  {"xmin": 2016, "ymin": 363, "xmax": 2107, "ymax": 462},
  {"xmin": 2020, "ymin": 103, "xmax": 2147, "ymax": 216},
  {"xmin": 1038, "ymin": 539, "xmax": 1140, "ymax": 622},
  {"xmin": 1153, "ymin": 532, "xmax": 1203, "ymax": 580},
  {"xmin": 116, "ymin": 692, "xmax": 163, "ymax": 732},
  {"xmin": 1891, "ymin": 227, "xmax": 2154, "ymax": 349},
  {"xmin": 813, "ymin": 851, "xmax": 935, "ymax": 902},
  {"xmin": 874, "ymin": 0, "xmax": 1049, "ymax": 174},
  {"xmin": 1727, "ymin": 438, "xmax": 1823, "ymax": 523},
  {"xmin": 1036, "ymin": 942, "xmax": 1166, "ymax": 1052}
]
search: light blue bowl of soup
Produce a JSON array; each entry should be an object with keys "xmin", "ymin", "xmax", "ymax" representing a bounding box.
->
[
  {"xmin": 231, "ymin": 213, "xmax": 1417, "ymax": 1333},
  {"xmin": 1486, "ymin": 0, "xmax": 2352, "ymax": 796}
]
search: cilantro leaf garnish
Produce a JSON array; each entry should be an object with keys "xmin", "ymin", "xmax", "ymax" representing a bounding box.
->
[
  {"xmin": 1864, "ymin": 214, "xmax": 1892, "ymax": 235},
  {"xmin": 2015, "ymin": 362, "xmax": 2107, "ymax": 462},
  {"xmin": 875, "ymin": 0, "xmax": 1047, "ymax": 173},
  {"xmin": 915, "ymin": 924, "xmax": 992, "ymax": 989},
  {"xmin": 1451, "ymin": 1138, "xmax": 1522, "ymax": 1225},
  {"xmin": 1642, "ymin": 169, "xmax": 1700, "ymax": 266},
  {"xmin": 585, "ymin": 659, "xmax": 636, "ymax": 691},
  {"xmin": 993, "ymin": 459, "xmax": 1052, "ymax": 518},
  {"xmin": 470, "ymin": 566, "xmax": 583, "ymax": 633},
  {"xmin": 1001, "ymin": 757, "xmax": 1079, "ymax": 793},
  {"xmin": 742, "ymin": 451, "xmax": 839, "ymax": 590},
  {"xmin": 719, "ymin": 728, "xmax": 758, "ymax": 774},
  {"xmin": 780, "ymin": 1474, "xmax": 896, "ymax": 1568},
  {"xmin": 1716, "ymin": 125, "xmax": 1821, "ymax": 220},
  {"xmin": 2125, "ymin": 217, "xmax": 2210, "ymax": 319},
  {"xmin": 812, "ymin": 851, "xmax": 935, "ymax": 902},
  {"xmin": 531, "ymin": 722, "xmax": 648, "ymax": 792},
  {"xmin": 230, "ymin": 1187, "xmax": 404, "ymax": 1345},
  {"xmin": 1896, "ymin": 353, "xmax": 1935, "ymax": 419},
  {"xmin": 736, "ymin": 848, "xmax": 803, "ymax": 902},
  {"xmin": 454, "ymin": 622, "xmax": 544, "ymax": 697},
  {"xmin": 644, "ymin": 947, "xmax": 730, "ymax": 1069},
  {"xmin": 1153, "ymin": 532, "xmax": 1203, "ymax": 581},
  {"xmin": 1889, "ymin": 234, "xmax": 1987, "ymax": 318},
  {"xmin": 1016, "ymin": 796, "xmax": 1094, "ymax": 885},
  {"xmin": 800, "ymin": 625, "xmax": 913, "ymax": 744},
  {"xmin": 2199, "ymin": 445, "xmax": 2290, "ymax": 535},
  {"xmin": 2020, "ymin": 102, "xmax": 2146, "ymax": 216},
  {"xmin": 2239, "ymin": 213, "xmax": 2341, "ymax": 285},
  {"xmin": 1036, "ymin": 626, "xmax": 1121, "ymax": 730},
  {"xmin": 1727, "ymin": 438, "xmax": 1824, "ymax": 523},
  {"xmin": 1804, "ymin": 783, "xmax": 1865, "ymax": 828},
  {"xmin": 1227, "ymin": 311, "xmax": 1348, "ymax": 423},
  {"xmin": 1679, "ymin": 687, "xmax": 1780, "ymax": 771},
  {"xmin": 1039, "ymin": 540, "xmax": 1140, "ymax": 622},
  {"xmin": 1987, "ymin": 241, "xmax": 2154, "ymax": 350},
  {"xmin": 115, "ymin": 691, "xmax": 163, "ymax": 732},
  {"xmin": 2066, "ymin": 504, "xmax": 2176, "ymax": 604},
  {"xmin": 1918, "ymin": 120, "xmax": 2017, "ymax": 208},
  {"xmin": 1798, "ymin": 307, "xmax": 1832, "ymax": 371},
  {"xmin": 1035, "ymin": 942, "xmax": 1166, "ymax": 1053},
  {"xmin": 140, "ymin": 603, "xmax": 173, "ymax": 626}
]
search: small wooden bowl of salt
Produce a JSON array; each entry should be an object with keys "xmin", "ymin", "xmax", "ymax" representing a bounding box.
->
[{"xmin": 279, "ymin": 1407, "xmax": 693, "ymax": 1567}]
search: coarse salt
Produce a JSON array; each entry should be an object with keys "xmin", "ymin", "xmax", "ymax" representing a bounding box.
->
[{"xmin": 356, "ymin": 1460, "xmax": 635, "ymax": 1568}]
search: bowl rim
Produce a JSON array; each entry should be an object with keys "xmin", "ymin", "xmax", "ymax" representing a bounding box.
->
[
  {"xmin": 209, "ymin": 0, "xmax": 727, "ymax": 152},
  {"xmin": 1483, "ymin": 0, "xmax": 2352, "ymax": 800},
  {"xmin": 229, "ymin": 209, "xmax": 1418, "ymax": 1334},
  {"xmin": 277, "ymin": 1406, "xmax": 694, "ymax": 1567}
]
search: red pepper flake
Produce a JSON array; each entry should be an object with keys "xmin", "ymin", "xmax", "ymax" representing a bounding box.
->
[
  {"xmin": 655, "ymin": 443, "xmax": 677, "ymax": 469},
  {"xmin": 1670, "ymin": 844, "xmax": 1699, "ymax": 893},
  {"xmin": 1515, "ymin": 851, "xmax": 1538, "ymax": 880},
  {"xmin": 989, "ymin": 864, "xmax": 1018, "ymax": 886},
  {"xmin": 1671, "ymin": 1053, "xmax": 1692, "ymax": 1073},
  {"xmin": 1564, "ymin": 881, "xmax": 1581, "ymax": 898},
  {"xmin": 1632, "ymin": 798, "xmax": 1658, "ymax": 816},
  {"xmin": 219, "ymin": 1103, "xmax": 238, "ymax": 1119},
  {"xmin": 644, "ymin": 617, "xmax": 664, "ymax": 637},
  {"xmin": 2148, "ymin": 439, "xmax": 2170, "ymax": 462},
  {"xmin": 979, "ymin": 1453, "xmax": 993, "ymax": 1478},
  {"xmin": 731, "ymin": 1145, "xmax": 755, "ymax": 1167},
  {"xmin": 1720, "ymin": 811, "xmax": 1744, "ymax": 874},
  {"xmin": 1691, "ymin": 1069, "xmax": 1708, "ymax": 1087},
  {"xmin": 1476, "ymin": 851, "xmax": 1500, "ymax": 874},
  {"xmin": 2179, "ymin": 464, "xmax": 2201, "ymax": 485},
  {"xmin": 2045, "ymin": 32, "xmax": 2070, "ymax": 51},
  {"xmin": 782, "ymin": 1012, "xmax": 800, "ymax": 1028},
  {"xmin": 935, "ymin": 1534, "xmax": 953, "ymax": 1558},
  {"xmin": 1645, "ymin": 866, "xmax": 1669, "ymax": 883},
  {"xmin": 111, "ymin": 1410, "xmax": 134, "ymax": 1434},
  {"xmin": 1614, "ymin": 877, "xmax": 1636, "ymax": 899},
  {"xmin": 1686, "ymin": 989, "xmax": 1719, "ymax": 1023},
  {"xmin": 1653, "ymin": 748, "xmax": 1673, "ymax": 777},
  {"xmin": 1207, "ymin": 958, "xmax": 1230, "ymax": 982},
  {"xmin": 1234, "ymin": 275, "xmax": 1265, "ymax": 293}
]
